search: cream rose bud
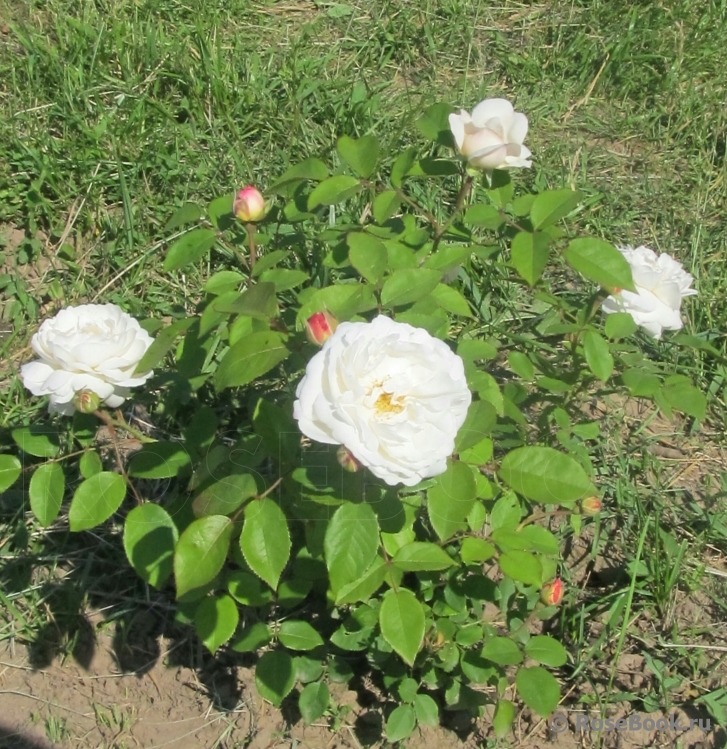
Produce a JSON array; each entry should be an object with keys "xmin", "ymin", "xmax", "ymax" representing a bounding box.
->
[
  {"xmin": 233, "ymin": 186, "xmax": 267, "ymax": 223},
  {"xmin": 20, "ymin": 303, "xmax": 154, "ymax": 415},
  {"xmin": 602, "ymin": 245, "xmax": 697, "ymax": 339},
  {"xmin": 449, "ymin": 98, "xmax": 532, "ymax": 170},
  {"xmin": 293, "ymin": 316, "xmax": 472, "ymax": 487}
]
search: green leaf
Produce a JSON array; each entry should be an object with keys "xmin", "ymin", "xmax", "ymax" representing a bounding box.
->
[
  {"xmin": 192, "ymin": 473, "xmax": 257, "ymax": 518},
  {"xmin": 416, "ymin": 102, "xmax": 454, "ymax": 147},
  {"xmin": 128, "ymin": 442, "xmax": 191, "ymax": 479},
  {"xmin": 605, "ymin": 312, "xmax": 637, "ymax": 340},
  {"xmin": 414, "ymin": 694, "xmax": 439, "ymax": 727},
  {"xmin": 325, "ymin": 502, "xmax": 379, "ymax": 594},
  {"xmin": 427, "ymin": 461, "xmax": 476, "ymax": 541},
  {"xmin": 164, "ymin": 228, "xmax": 217, "ymax": 272},
  {"xmin": 516, "ymin": 666, "xmax": 561, "ymax": 718},
  {"xmin": 227, "ymin": 570, "xmax": 273, "ymax": 607},
  {"xmin": 79, "ymin": 450, "xmax": 102, "ymax": 478},
  {"xmin": 424, "ymin": 244, "xmax": 473, "ymax": 272},
  {"xmin": 207, "ymin": 194, "xmax": 234, "ymax": 230},
  {"xmin": 212, "ymin": 282, "xmax": 278, "ymax": 319},
  {"xmin": 583, "ymin": 330, "xmax": 614, "ymax": 381},
  {"xmin": 0, "ymin": 455, "xmax": 22, "ymax": 492},
  {"xmin": 379, "ymin": 588, "xmax": 425, "ymax": 666},
  {"xmin": 524, "ymin": 635, "xmax": 568, "ymax": 667},
  {"xmin": 393, "ymin": 542, "xmax": 455, "ymax": 571},
  {"xmin": 294, "ymin": 654, "xmax": 324, "ymax": 683},
  {"xmin": 269, "ymin": 157, "xmax": 329, "ymax": 193},
  {"xmin": 123, "ymin": 504, "xmax": 178, "ymax": 588},
  {"xmin": 278, "ymin": 620, "xmax": 324, "ymax": 651},
  {"xmin": 530, "ymin": 189, "xmax": 582, "ymax": 230},
  {"xmin": 459, "ymin": 436, "xmax": 493, "ymax": 465},
  {"xmin": 499, "ymin": 551, "xmax": 543, "ymax": 587},
  {"xmin": 373, "ymin": 190, "xmax": 402, "ymax": 224},
  {"xmin": 231, "ymin": 622, "xmax": 272, "ymax": 652},
  {"xmin": 241, "ymin": 498, "xmax": 291, "ymax": 590},
  {"xmin": 622, "ymin": 368, "xmax": 660, "ymax": 397},
  {"xmin": 661, "ymin": 376, "xmax": 707, "ymax": 420},
  {"xmin": 454, "ymin": 400, "xmax": 497, "ymax": 452},
  {"xmin": 258, "ymin": 268, "xmax": 309, "ymax": 292},
  {"xmin": 297, "ymin": 283, "xmax": 377, "ymax": 324},
  {"xmin": 398, "ymin": 678, "xmax": 419, "ymax": 703},
  {"xmin": 68, "ymin": 472, "xmax": 126, "ymax": 531},
  {"xmin": 386, "ymin": 704, "xmax": 416, "ymax": 742},
  {"xmin": 174, "ymin": 515, "xmax": 233, "ymax": 599},
  {"xmin": 335, "ymin": 557, "xmax": 388, "ymax": 605},
  {"xmin": 499, "ymin": 446, "xmax": 593, "ymax": 505},
  {"xmin": 348, "ymin": 232, "xmax": 388, "ymax": 283},
  {"xmin": 460, "ymin": 537, "xmax": 495, "ymax": 564},
  {"xmin": 390, "ymin": 147, "xmax": 417, "ymax": 187},
  {"xmin": 463, "ymin": 204, "xmax": 503, "ymax": 230},
  {"xmin": 490, "ymin": 492, "xmax": 521, "ymax": 530},
  {"xmin": 165, "ymin": 202, "xmax": 203, "ymax": 231},
  {"xmin": 337, "ymin": 134, "xmax": 379, "ymax": 178},
  {"xmin": 252, "ymin": 250, "xmax": 291, "ymax": 278},
  {"xmin": 29, "ymin": 462, "xmax": 65, "ymax": 527},
  {"xmin": 511, "ymin": 231, "xmax": 550, "ymax": 286},
  {"xmin": 492, "ymin": 526, "xmax": 559, "ymax": 555},
  {"xmin": 194, "ymin": 594, "xmax": 239, "ymax": 654},
  {"xmin": 134, "ymin": 317, "xmax": 195, "ymax": 374},
  {"xmin": 11, "ymin": 426, "xmax": 61, "ymax": 457},
  {"xmin": 214, "ymin": 332, "xmax": 289, "ymax": 391},
  {"xmin": 255, "ymin": 651, "xmax": 295, "ymax": 707},
  {"xmin": 482, "ymin": 637, "xmax": 523, "ymax": 665},
  {"xmin": 493, "ymin": 699, "xmax": 516, "ymax": 739},
  {"xmin": 430, "ymin": 284, "xmax": 472, "ymax": 317},
  {"xmin": 299, "ymin": 682, "xmax": 330, "ymax": 724},
  {"xmin": 381, "ymin": 268, "xmax": 442, "ymax": 308},
  {"xmin": 564, "ymin": 238, "xmax": 636, "ymax": 292},
  {"xmin": 508, "ymin": 351, "xmax": 535, "ymax": 381},
  {"xmin": 407, "ymin": 158, "xmax": 459, "ymax": 177},
  {"xmin": 307, "ymin": 175, "xmax": 361, "ymax": 210}
]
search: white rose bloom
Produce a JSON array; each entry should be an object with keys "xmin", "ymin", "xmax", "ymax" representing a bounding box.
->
[
  {"xmin": 448, "ymin": 98, "xmax": 532, "ymax": 170},
  {"xmin": 293, "ymin": 316, "xmax": 472, "ymax": 487},
  {"xmin": 20, "ymin": 304, "xmax": 154, "ymax": 415},
  {"xmin": 602, "ymin": 245, "xmax": 697, "ymax": 339}
]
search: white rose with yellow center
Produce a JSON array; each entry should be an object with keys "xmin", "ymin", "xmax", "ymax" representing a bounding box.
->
[{"xmin": 293, "ymin": 316, "xmax": 472, "ymax": 486}]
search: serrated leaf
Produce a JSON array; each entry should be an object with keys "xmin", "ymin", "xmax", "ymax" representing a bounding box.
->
[
  {"xmin": 192, "ymin": 473, "xmax": 257, "ymax": 517},
  {"xmin": 379, "ymin": 588, "xmax": 424, "ymax": 666},
  {"xmin": 269, "ymin": 157, "xmax": 329, "ymax": 193},
  {"xmin": 499, "ymin": 550, "xmax": 543, "ymax": 586},
  {"xmin": 493, "ymin": 699, "xmax": 516, "ymax": 739},
  {"xmin": 255, "ymin": 651, "xmax": 295, "ymax": 706},
  {"xmin": 258, "ymin": 268, "xmax": 309, "ymax": 292},
  {"xmin": 524, "ymin": 635, "xmax": 568, "ymax": 667},
  {"xmin": 386, "ymin": 704, "xmax": 416, "ymax": 742},
  {"xmin": 390, "ymin": 147, "xmax": 417, "ymax": 187},
  {"xmin": 337, "ymin": 134, "xmax": 379, "ymax": 178},
  {"xmin": 29, "ymin": 462, "xmax": 65, "ymax": 527},
  {"xmin": 564, "ymin": 238, "xmax": 636, "ymax": 292},
  {"xmin": 427, "ymin": 461, "xmax": 476, "ymax": 541},
  {"xmin": 79, "ymin": 450, "xmax": 102, "ymax": 478},
  {"xmin": 231, "ymin": 622, "xmax": 272, "ymax": 652},
  {"xmin": 348, "ymin": 232, "xmax": 388, "ymax": 283},
  {"xmin": 373, "ymin": 190, "xmax": 402, "ymax": 224},
  {"xmin": 463, "ymin": 204, "xmax": 503, "ymax": 230},
  {"xmin": 299, "ymin": 682, "xmax": 330, "ymax": 724},
  {"xmin": 134, "ymin": 317, "xmax": 195, "ymax": 374},
  {"xmin": 174, "ymin": 515, "xmax": 233, "ymax": 599},
  {"xmin": 194, "ymin": 594, "xmax": 239, "ymax": 654},
  {"xmin": 381, "ymin": 268, "xmax": 442, "ymax": 308},
  {"xmin": 414, "ymin": 693, "xmax": 439, "ymax": 727},
  {"xmin": 165, "ymin": 202, "xmax": 203, "ymax": 231},
  {"xmin": 279, "ymin": 620, "xmax": 324, "ymax": 651},
  {"xmin": 307, "ymin": 175, "xmax": 361, "ymax": 209},
  {"xmin": 511, "ymin": 231, "xmax": 550, "ymax": 286},
  {"xmin": 416, "ymin": 102, "xmax": 454, "ymax": 146},
  {"xmin": 207, "ymin": 194, "xmax": 235, "ymax": 230},
  {"xmin": 583, "ymin": 330, "xmax": 614, "ymax": 381},
  {"xmin": 241, "ymin": 498, "xmax": 291, "ymax": 590},
  {"xmin": 11, "ymin": 426, "xmax": 61, "ymax": 457},
  {"xmin": 124, "ymin": 504, "xmax": 178, "ymax": 588},
  {"xmin": 164, "ymin": 228, "xmax": 217, "ymax": 272},
  {"xmin": 0, "ymin": 455, "xmax": 22, "ymax": 493},
  {"xmin": 530, "ymin": 189, "xmax": 582, "ymax": 230},
  {"xmin": 212, "ymin": 282, "xmax": 278, "ymax": 319},
  {"xmin": 214, "ymin": 332, "xmax": 289, "ymax": 391},
  {"xmin": 393, "ymin": 542, "xmax": 455, "ymax": 571},
  {"xmin": 324, "ymin": 503, "xmax": 379, "ymax": 594},
  {"xmin": 128, "ymin": 441, "xmax": 191, "ymax": 479},
  {"xmin": 482, "ymin": 636, "xmax": 523, "ymax": 665},
  {"xmin": 68, "ymin": 472, "xmax": 126, "ymax": 531},
  {"xmin": 430, "ymin": 283, "xmax": 472, "ymax": 317},
  {"xmin": 516, "ymin": 666, "xmax": 561, "ymax": 718},
  {"xmin": 335, "ymin": 557, "xmax": 388, "ymax": 605},
  {"xmin": 460, "ymin": 537, "xmax": 495, "ymax": 564},
  {"xmin": 604, "ymin": 312, "xmax": 637, "ymax": 340}
]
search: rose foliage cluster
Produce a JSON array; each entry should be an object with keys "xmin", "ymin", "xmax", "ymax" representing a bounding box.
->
[{"xmin": 3, "ymin": 98, "xmax": 706, "ymax": 741}]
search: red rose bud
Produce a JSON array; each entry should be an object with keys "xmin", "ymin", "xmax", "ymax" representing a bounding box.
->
[
  {"xmin": 337, "ymin": 445, "xmax": 362, "ymax": 473},
  {"xmin": 73, "ymin": 389, "xmax": 101, "ymax": 414},
  {"xmin": 233, "ymin": 185, "xmax": 267, "ymax": 223},
  {"xmin": 305, "ymin": 310, "xmax": 338, "ymax": 346},
  {"xmin": 540, "ymin": 578, "xmax": 564, "ymax": 606},
  {"xmin": 581, "ymin": 496, "xmax": 602, "ymax": 516}
]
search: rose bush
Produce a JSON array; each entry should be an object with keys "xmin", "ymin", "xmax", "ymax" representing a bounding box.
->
[
  {"xmin": 601, "ymin": 245, "xmax": 697, "ymax": 338},
  {"xmin": 294, "ymin": 315, "xmax": 472, "ymax": 486},
  {"xmin": 20, "ymin": 303, "xmax": 154, "ymax": 414},
  {"xmin": 448, "ymin": 97, "xmax": 532, "ymax": 170}
]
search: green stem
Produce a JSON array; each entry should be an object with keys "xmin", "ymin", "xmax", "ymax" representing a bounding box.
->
[
  {"xmin": 432, "ymin": 174, "xmax": 475, "ymax": 252},
  {"xmin": 246, "ymin": 222, "xmax": 257, "ymax": 280}
]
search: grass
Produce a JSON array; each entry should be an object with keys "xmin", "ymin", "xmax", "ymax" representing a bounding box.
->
[{"xmin": 1, "ymin": 0, "xmax": 727, "ymax": 745}]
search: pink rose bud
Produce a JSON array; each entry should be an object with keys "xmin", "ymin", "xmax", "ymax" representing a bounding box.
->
[
  {"xmin": 540, "ymin": 579, "xmax": 564, "ymax": 606},
  {"xmin": 305, "ymin": 310, "xmax": 338, "ymax": 346},
  {"xmin": 233, "ymin": 186, "xmax": 267, "ymax": 223},
  {"xmin": 337, "ymin": 445, "xmax": 362, "ymax": 473},
  {"xmin": 73, "ymin": 389, "xmax": 101, "ymax": 414},
  {"xmin": 581, "ymin": 496, "xmax": 602, "ymax": 516}
]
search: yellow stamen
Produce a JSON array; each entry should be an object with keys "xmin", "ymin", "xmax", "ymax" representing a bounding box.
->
[{"xmin": 374, "ymin": 392, "xmax": 404, "ymax": 415}]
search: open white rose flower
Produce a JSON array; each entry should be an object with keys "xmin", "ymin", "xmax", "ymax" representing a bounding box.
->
[
  {"xmin": 602, "ymin": 245, "xmax": 697, "ymax": 339},
  {"xmin": 20, "ymin": 303, "xmax": 154, "ymax": 415},
  {"xmin": 449, "ymin": 98, "xmax": 532, "ymax": 170},
  {"xmin": 293, "ymin": 315, "xmax": 472, "ymax": 487}
]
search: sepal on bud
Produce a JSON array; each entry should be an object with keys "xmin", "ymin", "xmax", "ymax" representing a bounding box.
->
[
  {"xmin": 540, "ymin": 578, "xmax": 564, "ymax": 606},
  {"xmin": 73, "ymin": 389, "xmax": 101, "ymax": 414},
  {"xmin": 233, "ymin": 186, "xmax": 268, "ymax": 223},
  {"xmin": 305, "ymin": 310, "xmax": 338, "ymax": 346},
  {"xmin": 581, "ymin": 496, "xmax": 602, "ymax": 516},
  {"xmin": 337, "ymin": 446, "xmax": 362, "ymax": 473}
]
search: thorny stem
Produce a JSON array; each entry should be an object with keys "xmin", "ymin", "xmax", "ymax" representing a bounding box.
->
[
  {"xmin": 93, "ymin": 410, "xmax": 143, "ymax": 505},
  {"xmin": 93, "ymin": 411, "xmax": 156, "ymax": 444},
  {"xmin": 517, "ymin": 509, "xmax": 573, "ymax": 530}
]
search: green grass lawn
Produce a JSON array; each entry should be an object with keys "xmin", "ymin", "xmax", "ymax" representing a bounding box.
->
[{"xmin": 1, "ymin": 0, "xmax": 726, "ymax": 744}]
